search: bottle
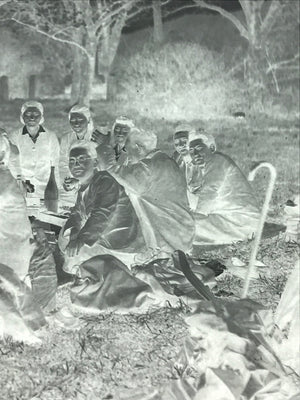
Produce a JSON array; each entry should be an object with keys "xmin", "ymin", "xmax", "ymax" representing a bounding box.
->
[
  {"xmin": 16, "ymin": 174, "xmax": 25, "ymax": 195},
  {"xmin": 44, "ymin": 166, "xmax": 59, "ymax": 213}
]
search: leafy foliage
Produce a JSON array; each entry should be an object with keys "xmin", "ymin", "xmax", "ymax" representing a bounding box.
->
[{"xmin": 116, "ymin": 41, "xmax": 245, "ymax": 120}]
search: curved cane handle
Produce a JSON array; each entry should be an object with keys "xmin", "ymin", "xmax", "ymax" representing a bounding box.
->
[{"xmin": 242, "ymin": 162, "xmax": 277, "ymax": 298}]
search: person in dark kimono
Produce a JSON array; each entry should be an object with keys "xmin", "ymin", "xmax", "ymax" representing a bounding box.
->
[
  {"xmin": 188, "ymin": 130, "xmax": 260, "ymax": 245},
  {"xmin": 58, "ymin": 141, "xmax": 144, "ymax": 274}
]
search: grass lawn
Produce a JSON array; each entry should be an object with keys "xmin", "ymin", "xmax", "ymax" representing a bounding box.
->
[{"xmin": 0, "ymin": 100, "xmax": 299, "ymax": 399}]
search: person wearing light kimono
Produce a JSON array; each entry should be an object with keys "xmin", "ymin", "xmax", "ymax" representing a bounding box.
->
[
  {"xmin": 8, "ymin": 101, "xmax": 60, "ymax": 199},
  {"xmin": 97, "ymin": 127, "xmax": 195, "ymax": 263},
  {"xmin": 0, "ymin": 133, "xmax": 33, "ymax": 279},
  {"xmin": 188, "ymin": 130, "xmax": 260, "ymax": 246}
]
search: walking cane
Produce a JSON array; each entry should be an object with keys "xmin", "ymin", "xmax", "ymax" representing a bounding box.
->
[{"xmin": 242, "ymin": 162, "xmax": 277, "ymax": 298}]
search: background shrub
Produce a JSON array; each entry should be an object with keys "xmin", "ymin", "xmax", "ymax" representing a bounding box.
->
[{"xmin": 116, "ymin": 41, "xmax": 245, "ymax": 121}]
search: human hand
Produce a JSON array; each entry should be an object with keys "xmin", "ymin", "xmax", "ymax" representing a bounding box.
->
[
  {"xmin": 66, "ymin": 237, "xmax": 84, "ymax": 257},
  {"xmin": 24, "ymin": 180, "xmax": 35, "ymax": 193},
  {"xmin": 63, "ymin": 177, "xmax": 79, "ymax": 192},
  {"xmin": 91, "ymin": 128, "xmax": 111, "ymax": 145}
]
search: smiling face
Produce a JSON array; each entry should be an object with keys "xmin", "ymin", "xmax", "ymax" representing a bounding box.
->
[
  {"xmin": 69, "ymin": 113, "xmax": 88, "ymax": 137},
  {"xmin": 174, "ymin": 135, "xmax": 189, "ymax": 156},
  {"xmin": 113, "ymin": 123, "xmax": 131, "ymax": 145},
  {"xmin": 22, "ymin": 107, "xmax": 42, "ymax": 128},
  {"xmin": 69, "ymin": 147, "xmax": 95, "ymax": 183},
  {"xmin": 189, "ymin": 139, "xmax": 213, "ymax": 166}
]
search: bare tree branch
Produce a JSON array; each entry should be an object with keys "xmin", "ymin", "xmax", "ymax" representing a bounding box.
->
[
  {"xmin": 261, "ymin": 0, "xmax": 283, "ymax": 37},
  {"xmin": 193, "ymin": 0, "xmax": 249, "ymax": 40},
  {"xmin": 0, "ymin": 0, "xmax": 10, "ymax": 7},
  {"xmin": 163, "ymin": 4, "xmax": 197, "ymax": 19},
  {"xmin": 266, "ymin": 53, "xmax": 300, "ymax": 73},
  {"xmin": 11, "ymin": 17, "xmax": 90, "ymax": 58}
]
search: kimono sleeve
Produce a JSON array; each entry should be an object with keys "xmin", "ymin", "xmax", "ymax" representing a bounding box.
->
[
  {"xmin": 58, "ymin": 134, "xmax": 71, "ymax": 184},
  {"xmin": 7, "ymin": 130, "xmax": 21, "ymax": 178},
  {"xmin": 110, "ymin": 160, "xmax": 152, "ymax": 196},
  {"xmin": 196, "ymin": 163, "xmax": 229, "ymax": 215},
  {"xmin": 76, "ymin": 176, "xmax": 120, "ymax": 247},
  {"xmin": 63, "ymin": 195, "xmax": 83, "ymax": 235}
]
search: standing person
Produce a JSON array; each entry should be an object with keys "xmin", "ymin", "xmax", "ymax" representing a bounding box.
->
[
  {"xmin": 8, "ymin": 101, "xmax": 60, "ymax": 199},
  {"xmin": 188, "ymin": 130, "xmax": 260, "ymax": 246},
  {"xmin": 98, "ymin": 127, "xmax": 195, "ymax": 263}
]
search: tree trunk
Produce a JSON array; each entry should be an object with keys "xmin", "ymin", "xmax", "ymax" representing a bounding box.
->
[
  {"xmin": 246, "ymin": 45, "xmax": 267, "ymax": 110},
  {"xmin": 70, "ymin": 46, "xmax": 82, "ymax": 105},
  {"xmin": 245, "ymin": 2, "xmax": 267, "ymax": 111},
  {"xmin": 152, "ymin": 0, "xmax": 164, "ymax": 44},
  {"xmin": 97, "ymin": 13, "xmax": 128, "ymax": 101},
  {"xmin": 78, "ymin": 54, "xmax": 95, "ymax": 106}
]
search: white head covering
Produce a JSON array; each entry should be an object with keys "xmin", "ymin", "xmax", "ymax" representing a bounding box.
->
[
  {"xmin": 69, "ymin": 139, "xmax": 97, "ymax": 160},
  {"xmin": 188, "ymin": 130, "xmax": 217, "ymax": 151},
  {"xmin": 20, "ymin": 101, "xmax": 44, "ymax": 125},
  {"xmin": 69, "ymin": 104, "xmax": 94, "ymax": 137},
  {"xmin": 174, "ymin": 123, "xmax": 196, "ymax": 140},
  {"xmin": 112, "ymin": 116, "xmax": 135, "ymax": 131},
  {"xmin": 128, "ymin": 127, "xmax": 157, "ymax": 152},
  {"xmin": 111, "ymin": 116, "xmax": 135, "ymax": 146},
  {"xmin": 0, "ymin": 132, "xmax": 10, "ymax": 168}
]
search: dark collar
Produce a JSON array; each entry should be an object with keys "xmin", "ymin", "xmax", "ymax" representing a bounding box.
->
[
  {"xmin": 22, "ymin": 125, "xmax": 45, "ymax": 143},
  {"xmin": 22, "ymin": 125, "xmax": 45, "ymax": 136}
]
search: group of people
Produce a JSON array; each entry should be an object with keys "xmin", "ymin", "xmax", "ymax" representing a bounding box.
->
[{"xmin": 1, "ymin": 100, "xmax": 261, "ymax": 294}]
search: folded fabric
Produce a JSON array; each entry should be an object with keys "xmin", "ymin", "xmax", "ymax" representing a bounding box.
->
[{"xmin": 0, "ymin": 263, "xmax": 46, "ymax": 344}]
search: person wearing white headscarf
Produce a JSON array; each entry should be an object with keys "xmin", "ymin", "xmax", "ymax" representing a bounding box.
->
[
  {"xmin": 188, "ymin": 129, "xmax": 260, "ymax": 246},
  {"xmin": 59, "ymin": 105, "xmax": 105, "ymax": 206},
  {"xmin": 0, "ymin": 133, "xmax": 33, "ymax": 278},
  {"xmin": 8, "ymin": 101, "xmax": 60, "ymax": 199},
  {"xmin": 110, "ymin": 116, "xmax": 135, "ymax": 161}
]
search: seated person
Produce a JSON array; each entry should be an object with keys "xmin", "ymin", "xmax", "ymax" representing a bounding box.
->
[
  {"xmin": 172, "ymin": 123, "xmax": 193, "ymax": 173},
  {"xmin": 8, "ymin": 101, "xmax": 60, "ymax": 199},
  {"xmin": 59, "ymin": 104, "xmax": 104, "ymax": 204},
  {"xmin": 97, "ymin": 127, "xmax": 195, "ymax": 262},
  {"xmin": 188, "ymin": 130, "xmax": 260, "ymax": 246},
  {"xmin": 58, "ymin": 141, "xmax": 143, "ymax": 274},
  {"xmin": 0, "ymin": 133, "xmax": 33, "ymax": 279},
  {"xmin": 111, "ymin": 116, "xmax": 134, "ymax": 161},
  {"xmin": 172, "ymin": 123, "xmax": 203, "ymax": 208}
]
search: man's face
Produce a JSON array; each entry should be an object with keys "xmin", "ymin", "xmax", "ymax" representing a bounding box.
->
[
  {"xmin": 174, "ymin": 135, "xmax": 189, "ymax": 156},
  {"xmin": 69, "ymin": 147, "xmax": 95, "ymax": 182},
  {"xmin": 22, "ymin": 107, "xmax": 42, "ymax": 127},
  {"xmin": 189, "ymin": 139, "xmax": 212, "ymax": 166},
  {"xmin": 114, "ymin": 123, "xmax": 131, "ymax": 145},
  {"xmin": 69, "ymin": 113, "xmax": 88, "ymax": 136}
]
